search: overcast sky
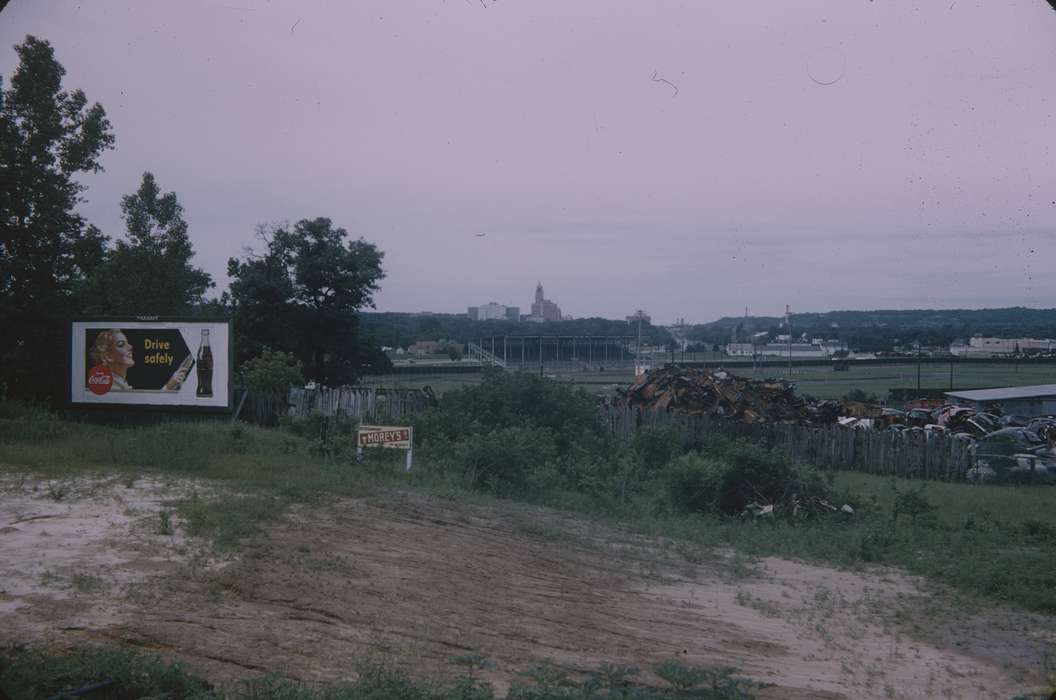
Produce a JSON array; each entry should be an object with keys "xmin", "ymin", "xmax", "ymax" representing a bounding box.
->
[{"xmin": 3, "ymin": 0, "xmax": 1055, "ymax": 323}]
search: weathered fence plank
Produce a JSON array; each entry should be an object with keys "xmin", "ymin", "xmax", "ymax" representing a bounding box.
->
[
  {"xmin": 241, "ymin": 387, "xmax": 434, "ymax": 427},
  {"xmin": 599, "ymin": 406, "xmax": 971, "ymax": 482}
]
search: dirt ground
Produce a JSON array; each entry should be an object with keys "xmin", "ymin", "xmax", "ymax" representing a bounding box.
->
[{"xmin": 1, "ymin": 474, "xmax": 1053, "ymax": 699}]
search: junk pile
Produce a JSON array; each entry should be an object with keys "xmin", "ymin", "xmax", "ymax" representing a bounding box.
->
[{"xmin": 613, "ymin": 367, "xmax": 828, "ymax": 424}]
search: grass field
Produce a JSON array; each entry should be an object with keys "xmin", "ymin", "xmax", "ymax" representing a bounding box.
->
[{"xmin": 365, "ymin": 361, "xmax": 1055, "ymax": 400}]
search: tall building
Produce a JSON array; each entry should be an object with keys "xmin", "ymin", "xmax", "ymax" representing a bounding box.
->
[
  {"xmin": 529, "ymin": 283, "xmax": 563, "ymax": 322},
  {"xmin": 468, "ymin": 302, "xmax": 520, "ymax": 321}
]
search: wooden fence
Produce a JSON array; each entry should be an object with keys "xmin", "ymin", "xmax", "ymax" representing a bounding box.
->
[
  {"xmin": 240, "ymin": 387, "xmax": 435, "ymax": 426},
  {"xmin": 601, "ymin": 405, "xmax": 974, "ymax": 481}
]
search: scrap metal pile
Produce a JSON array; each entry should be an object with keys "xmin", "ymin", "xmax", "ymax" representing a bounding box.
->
[{"xmin": 613, "ymin": 367, "xmax": 832, "ymax": 425}]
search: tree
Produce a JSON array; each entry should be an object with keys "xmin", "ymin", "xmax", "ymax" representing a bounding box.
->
[
  {"xmin": 80, "ymin": 172, "xmax": 213, "ymax": 315},
  {"xmin": 0, "ymin": 36, "xmax": 114, "ymax": 400},
  {"xmin": 226, "ymin": 218, "xmax": 388, "ymax": 385}
]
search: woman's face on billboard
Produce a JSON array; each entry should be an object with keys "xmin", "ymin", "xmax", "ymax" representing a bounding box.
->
[{"xmin": 109, "ymin": 331, "xmax": 134, "ymax": 369}]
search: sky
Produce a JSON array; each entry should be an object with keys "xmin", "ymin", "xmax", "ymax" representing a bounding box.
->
[{"xmin": 2, "ymin": 0, "xmax": 1055, "ymax": 324}]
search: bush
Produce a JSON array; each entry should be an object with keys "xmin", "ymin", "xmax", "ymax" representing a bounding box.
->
[
  {"xmin": 241, "ymin": 349, "xmax": 304, "ymax": 393},
  {"xmin": 427, "ymin": 370, "xmax": 607, "ymax": 455},
  {"xmin": 631, "ymin": 426, "xmax": 691, "ymax": 477},
  {"xmin": 666, "ymin": 441, "xmax": 834, "ymax": 518},
  {"xmin": 444, "ymin": 426, "xmax": 559, "ymax": 496},
  {"xmin": 413, "ymin": 372, "xmax": 613, "ymax": 497}
]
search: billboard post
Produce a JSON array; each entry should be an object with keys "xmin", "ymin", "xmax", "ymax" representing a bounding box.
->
[{"xmin": 69, "ymin": 318, "xmax": 232, "ymax": 413}]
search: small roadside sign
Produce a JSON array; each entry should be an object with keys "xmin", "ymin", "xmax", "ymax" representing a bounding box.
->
[{"xmin": 357, "ymin": 425, "xmax": 414, "ymax": 470}]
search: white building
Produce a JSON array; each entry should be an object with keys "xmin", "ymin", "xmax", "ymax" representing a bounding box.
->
[
  {"xmin": 726, "ymin": 338, "xmax": 847, "ymax": 358},
  {"xmin": 468, "ymin": 303, "xmax": 520, "ymax": 321},
  {"xmin": 949, "ymin": 336, "xmax": 1056, "ymax": 358}
]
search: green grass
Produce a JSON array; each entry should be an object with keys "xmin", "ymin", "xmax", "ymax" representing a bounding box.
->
[
  {"xmin": 833, "ymin": 472, "xmax": 1056, "ymax": 529},
  {"xmin": 776, "ymin": 361, "xmax": 1056, "ymax": 400},
  {"xmin": 0, "ymin": 646, "xmax": 762, "ymax": 699},
  {"xmin": 615, "ymin": 472, "xmax": 1056, "ymax": 613},
  {"xmin": 362, "ymin": 361, "xmax": 1055, "ymax": 400}
]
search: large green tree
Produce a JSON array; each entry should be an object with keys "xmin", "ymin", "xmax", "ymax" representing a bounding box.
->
[
  {"xmin": 0, "ymin": 36, "xmax": 114, "ymax": 400},
  {"xmin": 80, "ymin": 172, "xmax": 213, "ymax": 315},
  {"xmin": 226, "ymin": 218, "xmax": 389, "ymax": 385}
]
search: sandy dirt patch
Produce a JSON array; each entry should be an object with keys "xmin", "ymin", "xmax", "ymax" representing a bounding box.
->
[{"xmin": 1, "ymin": 477, "xmax": 1052, "ymax": 699}]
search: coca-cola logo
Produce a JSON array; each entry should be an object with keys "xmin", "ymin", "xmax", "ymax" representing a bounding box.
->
[{"xmin": 87, "ymin": 365, "xmax": 113, "ymax": 395}]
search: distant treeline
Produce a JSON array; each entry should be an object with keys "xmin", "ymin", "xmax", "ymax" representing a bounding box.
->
[
  {"xmin": 688, "ymin": 307, "xmax": 1056, "ymax": 351},
  {"xmin": 360, "ymin": 313, "xmax": 673, "ymax": 349}
]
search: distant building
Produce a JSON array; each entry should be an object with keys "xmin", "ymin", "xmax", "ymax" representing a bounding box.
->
[
  {"xmin": 726, "ymin": 339, "xmax": 846, "ymax": 358},
  {"xmin": 410, "ymin": 340, "xmax": 442, "ymax": 355},
  {"xmin": 529, "ymin": 283, "xmax": 562, "ymax": 322},
  {"xmin": 946, "ymin": 384, "xmax": 1056, "ymax": 417},
  {"xmin": 468, "ymin": 302, "xmax": 520, "ymax": 321},
  {"xmin": 949, "ymin": 336, "xmax": 1056, "ymax": 358}
]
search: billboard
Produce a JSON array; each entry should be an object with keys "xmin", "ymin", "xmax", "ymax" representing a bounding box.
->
[{"xmin": 70, "ymin": 319, "xmax": 231, "ymax": 410}]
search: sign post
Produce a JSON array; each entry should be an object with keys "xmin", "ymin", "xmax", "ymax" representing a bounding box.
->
[{"xmin": 356, "ymin": 425, "xmax": 414, "ymax": 471}]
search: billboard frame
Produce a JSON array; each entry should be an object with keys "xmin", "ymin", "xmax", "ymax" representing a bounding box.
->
[{"xmin": 67, "ymin": 316, "xmax": 235, "ymax": 414}]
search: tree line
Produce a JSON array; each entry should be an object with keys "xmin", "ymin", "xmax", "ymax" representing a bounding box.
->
[
  {"xmin": 689, "ymin": 307, "xmax": 1056, "ymax": 351},
  {"xmin": 1, "ymin": 36, "xmax": 385, "ymax": 403}
]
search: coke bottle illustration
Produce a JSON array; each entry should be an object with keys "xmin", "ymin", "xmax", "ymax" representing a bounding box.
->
[{"xmin": 196, "ymin": 329, "xmax": 213, "ymax": 398}]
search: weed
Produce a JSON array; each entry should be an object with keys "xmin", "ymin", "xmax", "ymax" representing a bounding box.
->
[
  {"xmin": 653, "ymin": 658, "xmax": 762, "ymax": 698},
  {"xmin": 46, "ymin": 479, "xmax": 70, "ymax": 501},
  {"xmin": 70, "ymin": 572, "xmax": 104, "ymax": 593},
  {"xmin": 723, "ymin": 551, "xmax": 761, "ymax": 581},
  {"xmin": 158, "ymin": 509, "xmax": 175, "ymax": 536},
  {"xmin": 735, "ymin": 590, "xmax": 781, "ymax": 618},
  {"xmin": 178, "ymin": 494, "xmax": 279, "ymax": 551},
  {"xmin": 508, "ymin": 515, "xmax": 571, "ymax": 543},
  {"xmin": 891, "ymin": 481, "xmax": 934, "ymax": 526}
]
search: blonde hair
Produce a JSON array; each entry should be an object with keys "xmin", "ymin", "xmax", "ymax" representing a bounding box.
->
[{"xmin": 89, "ymin": 329, "xmax": 122, "ymax": 365}]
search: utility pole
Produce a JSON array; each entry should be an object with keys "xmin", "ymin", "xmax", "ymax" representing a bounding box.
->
[
  {"xmin": 633, "ymin": 310, "xmax": 647, "ymax": 375},
  {"xmin": 916, "ymin": 343, "xmax": 922, "ymax": 392},
  {"xmin": 539, "ymin": 336, "xmax": 544, "ymax": 377},
  {"xmin": 786, "ymin": 304, "xmax": 792, "ymax": 378}
]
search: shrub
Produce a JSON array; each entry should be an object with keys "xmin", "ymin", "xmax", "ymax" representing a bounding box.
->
[
  {"xmin": 666, "ymin": 441, "xmax": 834, "ymax": 518},
  {"xmin": 446, "ymin": 426, "xmax": 559, "ymax": 496},
  {"xmin": 241, "ymin": 349, "xmax": 304, "ymax": 393},
  {"xmin": 429, "ymin": 370, "xmax": 607, "ymax": 455},
  {"xmin": 631, "ymin": 425, "xmax": 691, "ymax": 477},
  {"xmin": 843, "ymin": 388, "xmax": 878, "ymax": 403}
]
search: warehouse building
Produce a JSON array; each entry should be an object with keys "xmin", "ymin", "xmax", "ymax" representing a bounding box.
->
[{"xmin": 945, "ymin": 384, "xmax": 1056, "ymax": 418}]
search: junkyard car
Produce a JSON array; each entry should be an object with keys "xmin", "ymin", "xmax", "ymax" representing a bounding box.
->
[{"xmin": 968, "ymin": 428, "xmax": 1056, "ymax": 482}]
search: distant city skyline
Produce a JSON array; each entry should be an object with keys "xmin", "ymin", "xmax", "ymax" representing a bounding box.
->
[{"xmin": 2, "ymin": 1, "xmax": 1054, "ymax": 321}]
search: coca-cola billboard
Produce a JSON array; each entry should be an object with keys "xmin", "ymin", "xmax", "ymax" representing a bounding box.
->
[{"xmin": 69, "ymin": 319, "xmax": 231, "ymax": 410}]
